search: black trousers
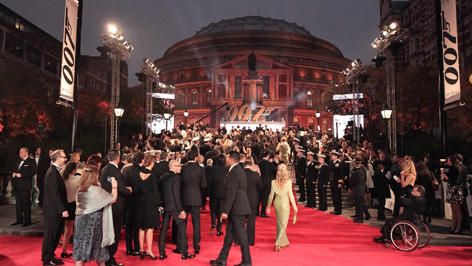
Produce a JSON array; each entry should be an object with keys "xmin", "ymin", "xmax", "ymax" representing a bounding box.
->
[
  {"xmin": 377, "ymin": 197, "xmax": 386, "ymax": 219},
  {"xmin": 15, "ymin": 190, "xmax": 31, "ymax": 224},
  {"xmin": 159, "ymin": 211, "xmax": 188, "ymax": 255},
  {"xmin": 246, "ymin": 207, "xmax": 258, "ymax": 245},
  {"xmin": 217, "ymin": 215, "xmax": 251, "ymax": 265},
  {"xmin": 297, "ymin": 175, "xmax": 306, "ymax": 201},
  {"xmin": 107, "ymin": 208, "xmax": 124, "ymax": 263},
  {"xmin": 184, "ymin": 206, "xmax": 201, "ymax": 252},
  {"xmin": 330, "ymin": 185, "xmax": 342, "ymax": 213},
  {"xmin": 461, "ymin": 199, "xmax": 471, "ymax": 230},
  {"xmin": 41, "ymin": 217, "xmax": 64, "ymax": 262},
  {"xmin": 317, "ymin": 184, "xmax": 327, "ymax": 211},
  {"xmin": 201, "ymin": 189, "xmax": 207, "ymax": 210},
  {"xmin": 380, "ymin": 217, "xmax": 400, "ymax": 239},
  {"xmin": 210, "ymin": 198, "xmax": 224, "ymax": 232},
  {"xmin": 37, "ymin": 177, "xmax": 44, "ymax": 207},
  {"xmin": 392, "ymin": 187, "xmax": 402, "ymax": 217},
  {"xmin": 125, "ymin": 206, "xmax": 139, "ymax": 253},
  {"xmin": 354, "ymin": 196, "xmax": 364, "ymax": 221},
  {"xmin": 260, "ymin": 187, "xmax": 270, "ymax": 216},
  {"xmin": 306, "ymin": 179, "xmax": 316, "ymax": 208}
]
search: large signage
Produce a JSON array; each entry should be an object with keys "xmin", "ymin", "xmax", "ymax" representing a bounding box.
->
[
  {"xmin": 226, "ymin": 104, "xmax": 269, "ymax": 122},
  {"xmin": 59, "ymin": 0, "xmax": 79, "ymax": 102},
  {"xmin": 333, "ymin": 93, "xmax": 364, "ymax": 100},
  {"xmin": 441, "ymin": 0, "xmax": 461, "ymax": 106}
]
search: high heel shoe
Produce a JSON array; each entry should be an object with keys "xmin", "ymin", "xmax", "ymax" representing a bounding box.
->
[
  {"xmin": 146, "ymin": 253, "xmax": 158, "ymax": 260},
  {"xmin": 140, "ymin": 251, "xmax": 146, "ymax": 260},
  {"xmin": 275, "ymin": 245, "xmax": 282, "ymax": 252}
]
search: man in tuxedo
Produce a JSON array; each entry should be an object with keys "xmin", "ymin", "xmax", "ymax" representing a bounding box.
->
[
  {"xmin": 41, "ymin": 150, "xmax": 68, "ymax": 266},
  {"xmin": 158, "ymin": 160, "xmax": 195, "ymax": 260},
  {"xmin": 122, "ymin": 152, "xmax": 144, "ymax": 256},
  {"xmin": 100, "ymin": 149, "xmax": 131, "ymax": 266},
  {"xmin": 180, "ymin": 150, "xmax": 207, "ymax": 254},
  {"xmin": 200, "ymin": 138, "xmax": 211, "ymax": 157},
  {"xmin": 11, "ymin": 147, "xmax": 37, "ymax": 227},
  {"xmin": 244, "ymin": 158, "xmax": 263, "ymax": 246},
  {"xmin": 349, "ymin": 157, "xmax": 367, "ymax": 223},
  {"xmin": 210, "ymin": 151, "xmax": 252, "ymax": 266},
  {"xmin": 257, "ymin": 149, "xmax": 278, "ymax": 217},
  {"xmin": 208, "ymin": 154, "xmax": 228, "ymax": 236}
]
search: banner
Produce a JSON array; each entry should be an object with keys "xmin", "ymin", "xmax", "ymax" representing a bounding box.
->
[
  {"xmin": 59, "ymin": 0, "xmax": 79, "ymax": 102},
  {"xmin": 441, "ymin": 0, "xmax": 461, "ymax": 106}
]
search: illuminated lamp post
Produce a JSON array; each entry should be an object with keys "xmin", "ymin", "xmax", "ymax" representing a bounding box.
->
[
  {"xmin": 114, "ymin": 105, "xmax": 124, "ymax": 142},
  {"xmin": 381, "ymin": 107, "xmax": 392, "ymax": 153},
  {"xmin": 164, "ymin": 113, "xmax": 171, "ymax": 132}
]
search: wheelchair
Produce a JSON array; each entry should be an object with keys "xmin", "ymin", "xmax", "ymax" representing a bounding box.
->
[{"xmin": 388, "ymin": 214, "xmax": 430, "ymax": 252}]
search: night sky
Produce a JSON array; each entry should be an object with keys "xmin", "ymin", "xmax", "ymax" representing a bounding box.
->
[{"xmin": 1, "ymin": 0, "xmax": 382, "ymax": 85}]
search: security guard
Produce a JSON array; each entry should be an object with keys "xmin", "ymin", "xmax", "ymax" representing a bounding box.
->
[
  {"xmin": 305, "ymin": 151, "xmax": 318, "ymax": 208},
  {"xmin": 317, "ymin": 154, "xmax": 329, "ymax": 211}
]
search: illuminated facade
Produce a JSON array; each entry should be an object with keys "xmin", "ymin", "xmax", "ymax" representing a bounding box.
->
[{"xmin": 154, "ymin": 16, "xmax": 351, "ymax": 130}]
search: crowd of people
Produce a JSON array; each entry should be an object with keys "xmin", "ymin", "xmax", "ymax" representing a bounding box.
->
[{"xmin": 9, "ymin": 122, "xmax": 472, "ymax": 266}]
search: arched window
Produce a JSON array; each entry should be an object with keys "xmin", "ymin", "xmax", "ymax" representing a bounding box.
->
[
  {"xmin": 192, "ymin": 91, "xmax": 198, "ymax": 107},
  {"xmin": 206, "ymin": 89, "xmax": 212, "ymax": 106},
  {"xmin": 177, "ymin": 91, "xmax": 184, "ymax": 107},
  {"xmin": 307, "ymin": 91, "xmax": 313, "ymax": 108}
]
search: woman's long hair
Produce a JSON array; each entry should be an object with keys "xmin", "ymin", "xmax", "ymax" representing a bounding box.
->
[
  {"xmin": 86, "ymin": 154, "xmax": 102, "ymax": 167},
  {"xmin": 276, "ymin": 164, "xmax": 289, "ymax": 184},
  {"xmin": 61, "ymin": 161, "xmax": 78, "ymax": 181},
  {"xmin": 403, "ymin": 158, "xmax": 417, "ymax": 179},
  {"xmin": 415, "ymin": 161, "xmax": 430, "ymax": 177},
  {"xmin": 77, "ymin": 165, "xmax": 100, "ymax": 192}
]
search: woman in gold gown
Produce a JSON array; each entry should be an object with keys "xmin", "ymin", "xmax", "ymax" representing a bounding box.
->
[{"xmin": 266, "ymin": 164, "xmax": 298, "ymax": 251}]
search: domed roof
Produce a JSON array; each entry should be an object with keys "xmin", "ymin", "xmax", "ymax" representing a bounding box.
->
[{"xmin": 195, "ymin": 16, "xmax": 312, "ymax": 36}]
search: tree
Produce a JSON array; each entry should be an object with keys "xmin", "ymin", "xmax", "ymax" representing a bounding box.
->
[{"xmin": 397, "ymin": 65, "xmax": 439, "ymax": 133}]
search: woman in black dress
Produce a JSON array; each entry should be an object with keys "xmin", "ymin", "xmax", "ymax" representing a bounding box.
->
[
  {"xmin": 136, "ymin": 154, "xmax": 161, "ymax": 260},
  {"xmin": 441, "ymin": 156, "xmax": 463, "ymax": 233},
  {"xmin": 415, "ymin": 161, "xmax": 434, "ymax": 224}
]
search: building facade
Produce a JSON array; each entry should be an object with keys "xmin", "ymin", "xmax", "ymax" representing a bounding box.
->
[
  {"xmin": 154, "ymin": 16, "xmax": 351, "ymax": 131},
  {"xmin": 0, "ymin": 3, "xmax": 128, "ymax": 100}
]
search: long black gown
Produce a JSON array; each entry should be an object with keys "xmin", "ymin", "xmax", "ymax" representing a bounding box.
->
[{"xmin": 135, "ymin": 168, "xmax": 161, "ymax": 230}]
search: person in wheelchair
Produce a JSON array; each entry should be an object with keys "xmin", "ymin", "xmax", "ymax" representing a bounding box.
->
[{"xmin": 373, "ymin": 185, "xmax": 426, "ymax": 243}]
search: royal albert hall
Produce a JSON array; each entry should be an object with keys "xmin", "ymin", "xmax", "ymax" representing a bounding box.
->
[{"xmin": 154, "ymin": 16, "xmax": 351, "ymax": 131}]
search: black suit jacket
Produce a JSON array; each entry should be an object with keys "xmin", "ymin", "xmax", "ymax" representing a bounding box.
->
[
  {"xmin": 245, "ymin": 168, "xmax": 263, "ymax": 208},
  {"xmin": 152, "ymin": 160, "xmax": 169, "ymax": 180},
  {"xmin": 349, "ymin": 167, "xmax": 366, "ymax": 197},
  {"xmin": 318, "ymin": 163, "xmax": 330, "ymax": 186},
  {"xmin": 13, "ymin": 157, "xmax": 37, "ymax": 191},
  {"xmin": 258, "ymin": 159, "xmax": 277, "ymax": 188},
  {"xmin": 100, "ymin": 163, "xmax": 130, "ymax": 212},
  {"xmin": 306, "ymin": 160, "xmax": 318, "ymax": 183},
  {"xmin": 43, "ymin": 165, "xmax": 67, "ymax": 218},
  {"xmin": 296, "ymin": 156, "xmax": 307, "ymax": 178},
  {"xmin": 36, "ymin": 154, "xmax": 50, "ymax": 181},
  {"xmin": 222, "ymin": 164, "xmax": 251, "ymax": 216},
  {"xmin": 208, "ymin": 165, "xmax": 228, "ymax": 199},
  {"xmin": 200, "ymin": 144, "xmax": 211, "ymax": 156},
  {"xmin": 122, "ymin": 163, "xmax": 142, "ymax": 208},
  {"xmin": 181, "ymin": 161, "xmax": 207, "ymax": 207},
  {"xmin": 160, "ymin": 171, "xmax": 184, "ymax": 213}
]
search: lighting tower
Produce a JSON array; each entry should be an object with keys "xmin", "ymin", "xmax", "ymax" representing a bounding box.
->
[
  {"xmin": 342, "ymin": 58, "xmax": 364, "ymax": 144},
  {"xmin": 371, "ymin": 22, "xmax": 407, "ymax": 153},
  {"xmin": 139, "ymin": 58, "xmax": 160, "ymax": 136},
  {"xmin": 101, "ymin": 24, "xmax": 133, "ymax": 149}
]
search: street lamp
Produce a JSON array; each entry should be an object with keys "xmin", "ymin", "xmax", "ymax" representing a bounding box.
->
[
  {"xmin": 114, "ymin": 105, "xmax": 124, "ymax": 142},
  {"xmin": 315, "ymin": 111, "xmax": 321, "ymax": 132},
  {"xmin": 164, "ymin": 113, "xmax": 171, "ymax": 132},
  {"xmin": 381, "ymin": 107, "xmax": 392, "ymax": 152},
  {"xmin": 184, "ymin": 109, "xmax": 189, "ymax": 125}
]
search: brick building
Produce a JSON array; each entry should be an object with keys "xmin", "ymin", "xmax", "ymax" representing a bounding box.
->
[{"xmin": 154, "ymin": 16, "xmax": 351, "ymax": 130}]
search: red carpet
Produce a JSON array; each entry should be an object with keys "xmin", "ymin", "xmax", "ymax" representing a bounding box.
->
[{"xmin": 1, "ymin": 206, "xmax": 471, "ymax": 266}]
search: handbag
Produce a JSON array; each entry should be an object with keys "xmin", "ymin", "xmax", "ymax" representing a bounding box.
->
[
  {"xmin": 446, "ymin": 185, "xmax": 464, "ymax": 204},
  {"xmin": 430, "ymin": 172, "xmax": 440, "ymax": 191}
]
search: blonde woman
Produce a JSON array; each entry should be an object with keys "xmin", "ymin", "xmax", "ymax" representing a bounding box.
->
[
  {"xmin": 395, "ymin": 158, "xmax": 417, "ymax": 195},
  {"xmin": 266, "ymin": 164, "xmax": 298, "ymax": 251},
  {"xmin": 276, "ymin": 137, "xmax": 291, "ymax": 164}
]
